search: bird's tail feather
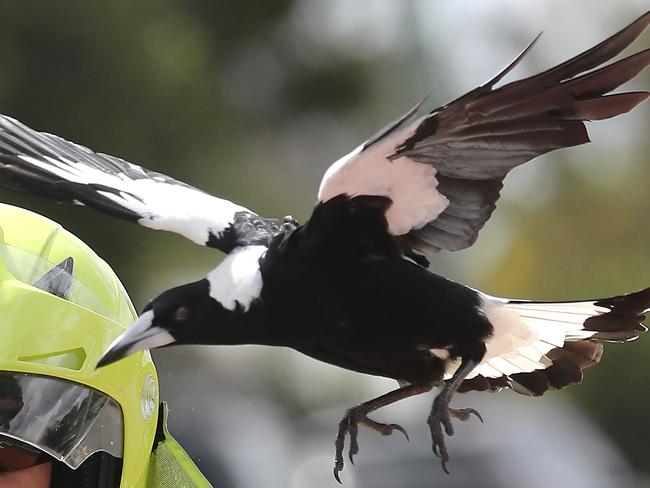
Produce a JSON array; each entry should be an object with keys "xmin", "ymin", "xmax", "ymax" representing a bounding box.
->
[{"xmin": 456, "ymin": 287, "xmax": 650, "ymax": 396}]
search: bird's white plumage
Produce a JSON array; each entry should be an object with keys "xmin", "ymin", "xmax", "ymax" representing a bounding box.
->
[
  {"xmin": 18, "ymin": 154, "xmax": 250, "ymax": 246},
  {"xmin": 441, "ymin": 295, "xmax": 608, "ymax": 380},
  {"xmin": 505, "ymin": 302, "xmax": 606, "ymax": 340},
  {"xmin": 318, "ymin": 122, "xmax": 449, "ymax": 236},
  {"xmin": 207, "ymin": 245, "xmax": 266, "ymax": 311}
]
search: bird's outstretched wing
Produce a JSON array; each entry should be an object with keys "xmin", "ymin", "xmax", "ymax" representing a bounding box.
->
[
  {"xmin": 0, "ymin": 115, "xmax": 283, "ymax": 253},
  {"xmin": 318, "ymin": 11, "xmax": 650, "ymax": 254}
]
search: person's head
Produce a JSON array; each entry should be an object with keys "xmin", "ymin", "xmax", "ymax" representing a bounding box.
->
[
  {"xmin": 0, "ymin": 204, "xmax": 159, "ymax": 487},
  {"xmin": 0, "ymin": 462, "xmax": 52, "ymax": 488}
]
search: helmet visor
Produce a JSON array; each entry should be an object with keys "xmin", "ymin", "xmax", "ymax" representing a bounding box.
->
[{"xmin": 0, "ymin": 372, "xmax": 123, "ymax": 469}]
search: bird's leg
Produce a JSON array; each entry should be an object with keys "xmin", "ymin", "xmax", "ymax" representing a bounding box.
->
[
  {"xmin": 333, "ymin": 383, "xmax": 432, "ymax": 483},
  {"xmin": 428, "ymin": 357, "xmax": 482, "ymax": 474}
]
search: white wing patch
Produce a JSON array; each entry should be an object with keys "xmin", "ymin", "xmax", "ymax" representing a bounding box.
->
[
  {"xmin": 441, "ymin": 295, "xmax": 608, "ymax": 380},
  {"xmin": 207, "ymin": 245, "xmax": 266, "ymax": 312},
  {"xmin": 18, "ymin": 154, "xmax": 250, "ymax": 246},
  {"xmin": 318, "ymin": 123, "xmax": 449, "ymax": 236}
]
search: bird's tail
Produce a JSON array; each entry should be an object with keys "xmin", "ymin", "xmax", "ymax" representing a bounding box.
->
[{"xmin": 458, "ymin": 287, "xmax": 650, "ymax": 396}]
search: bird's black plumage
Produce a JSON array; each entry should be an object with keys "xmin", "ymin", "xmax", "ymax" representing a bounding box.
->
[
  {"xmin": 260, "ymin": 196, "xmax": 492, "ymax": 383},
  {"xmin": 2, "ymin": 11, "xmax": 650, "ymax": 481},
  {"xmin": 207, "ymin": 211, "xmax": 287, "ymax": 250}
]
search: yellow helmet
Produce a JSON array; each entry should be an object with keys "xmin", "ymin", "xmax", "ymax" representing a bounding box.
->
[{"xmin": 0, "ymin": 203, "xmax": 158, "ymax": 487}]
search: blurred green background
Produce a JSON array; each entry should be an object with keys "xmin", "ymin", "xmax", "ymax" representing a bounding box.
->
[{"xmin": 0, "ymin": 1, "xmax": 648, "ymax": 486}]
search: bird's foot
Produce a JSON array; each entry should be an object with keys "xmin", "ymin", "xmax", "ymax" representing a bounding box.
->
[
  {"xmin": 427, "ymin": 397, "xmax": 482, "ymax": 474},
  {"xmin": 333, "ymin": 408, "xmax": 409, "ymax": 483}
]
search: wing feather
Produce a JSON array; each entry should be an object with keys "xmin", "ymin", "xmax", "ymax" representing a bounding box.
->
[
  {"xmin": 0, "ymin": 115, "xmax": 281, "ymax": 253},
  {"xmin": 318, "ymin": 11, "xmax": 650, "ymax": 255}
]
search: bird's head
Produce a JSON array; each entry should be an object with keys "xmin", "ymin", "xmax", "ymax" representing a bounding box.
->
[
  {"xmin": 96, "ymin": 245, "xmax": 267, "ymax": 368},
  {"xmin": 96, "ymin": 279, "xmax": 221, "ymax": 368}
]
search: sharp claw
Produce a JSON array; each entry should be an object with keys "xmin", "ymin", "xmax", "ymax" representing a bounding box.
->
[
  {"xmin": 431, "ymin": 422, "xmax": 444, "ymax": 458},
  {"xmin": 348, "ymin": 421, "xmax": 358, "ymax": 465},
  {"xmin": 449, "ymin": 406, "xmax": 483, "ymax": 423},
  {"xmin": 441, "ymin": 458, "xmax": 450, "ymax": 475},
  {"xmin": 432, "ymin": 442, "xmax": 440, "ymax": 458},
  {"xmin": 333, "ymin": 417, "xmax": 347, "ymax": 482},
  {"xmin": 469, "ymin": 408, "xmax": 484, "ymax": 423},
  {"xmin": 391, "ymin": 423, "xmax": 410, "ymax": 442},
  {"xmin": 333, "ymin": 467, "xmax": 342, "ymax": 484}
]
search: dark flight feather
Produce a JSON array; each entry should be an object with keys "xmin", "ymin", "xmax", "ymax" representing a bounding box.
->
[{"xmin": 392, "ymin": 12, "xmax": 650, "ymax": 253}]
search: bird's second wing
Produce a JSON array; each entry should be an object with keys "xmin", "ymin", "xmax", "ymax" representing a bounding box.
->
[
  {"xmin": 0, "ymin": 115, "xmax": 282, "ymax": 253},
  {"xmin": 318, "ymin": 11, "xmax": 650, "ymax": 253}
]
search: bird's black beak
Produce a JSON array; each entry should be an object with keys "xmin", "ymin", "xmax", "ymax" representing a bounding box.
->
[{"xmin": 96, "ymin": 310, "xmax": 176, "ymax": 368}]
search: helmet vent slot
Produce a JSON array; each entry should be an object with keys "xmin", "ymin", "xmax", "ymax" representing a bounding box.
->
[{"xmin": 18, "ymin": 347, "xmax": 87, "ymax": 370}]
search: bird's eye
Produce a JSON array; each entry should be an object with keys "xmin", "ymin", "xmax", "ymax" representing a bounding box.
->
[{"xmin": 174, "ymin": 306, "xmax": 190, "ymax": 322}]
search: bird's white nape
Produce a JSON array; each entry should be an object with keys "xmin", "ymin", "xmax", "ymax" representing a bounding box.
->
[{"xmin": 207, "ymin": 245, "xmax": 266, "ymax": 312}]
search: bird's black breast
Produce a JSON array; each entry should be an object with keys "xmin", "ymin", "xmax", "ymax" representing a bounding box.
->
[{"xmin": 258, "ymin": 194, "xmax": 491, "ymax": 384}]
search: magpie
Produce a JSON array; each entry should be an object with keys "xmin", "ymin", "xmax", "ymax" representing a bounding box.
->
[{"xmin": 0, "ymin": 11, "xmax": 649, "ymax": 481}]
